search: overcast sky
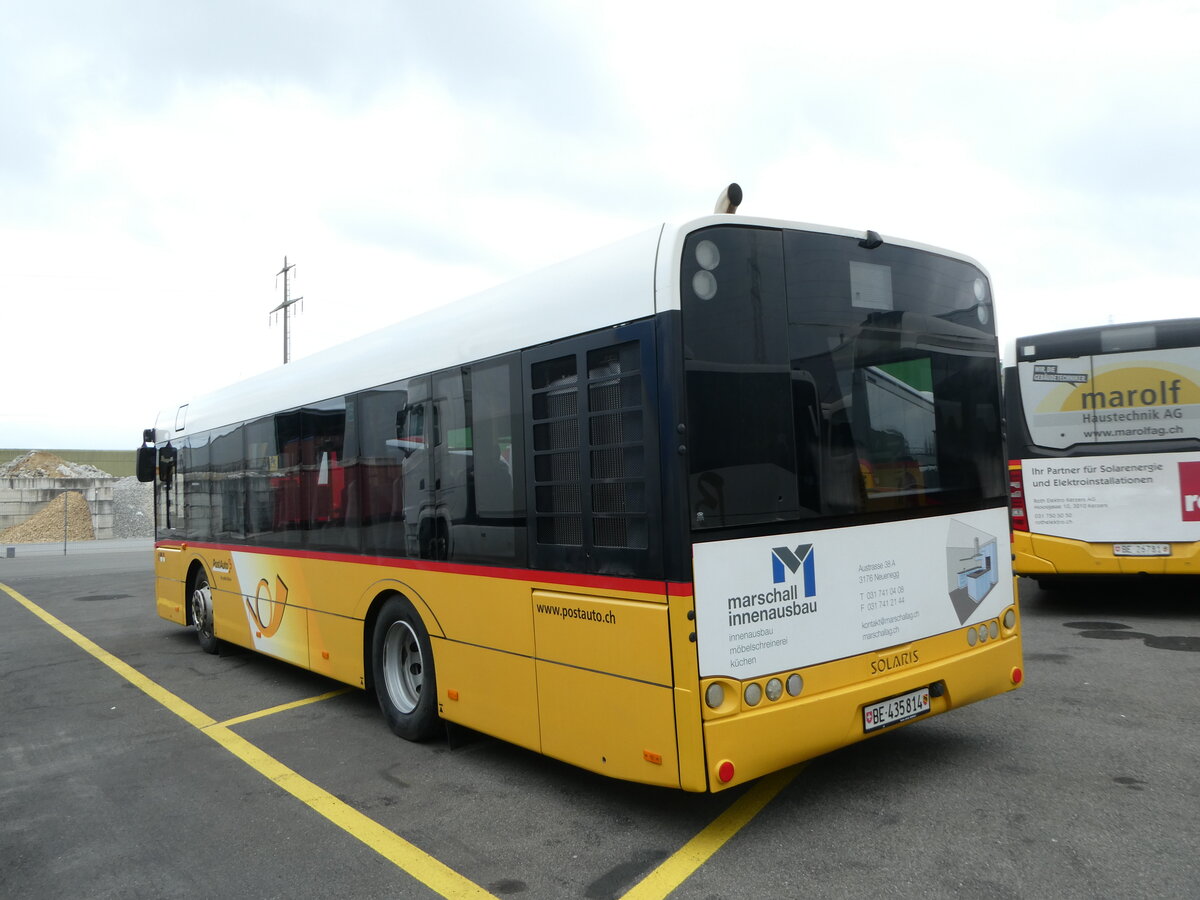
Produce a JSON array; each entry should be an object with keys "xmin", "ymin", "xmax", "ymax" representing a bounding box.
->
[{"xmin": 3, "ymin": 1, "xmax": 1199, "ymax": 450}]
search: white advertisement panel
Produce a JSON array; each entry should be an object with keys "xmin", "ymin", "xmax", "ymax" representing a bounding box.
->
[
  {"xmin": 1021, "ymin": 451, "xmax": 1200, "ymax": 542},
  {"xmin": 692, "ymin": 508, "xmax": 1013, "ymax": 680},
  {"xmin": 1017, "ymin": 349, "xmax": 1200, "ymax": 450}
]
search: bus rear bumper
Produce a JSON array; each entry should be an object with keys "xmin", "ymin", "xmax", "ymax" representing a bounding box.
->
[
  {"xmin": 1013, "ymin": 531, "xmax": 1200, "ymax": 576},
  {"xmin": 700, "ymin": 625, "xmax": 1023, "ymax": 791}
]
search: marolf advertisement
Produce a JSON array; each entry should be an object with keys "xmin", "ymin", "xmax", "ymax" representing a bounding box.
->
[
  {"xmin": 692, "ymin": 507, "xmax": 1013, "ymax": 680},
  {"xmin": 1016, "ymin": 347, "xmax": 1200, "ymax": 542},
  {"xmin": 1016, "ymin": 348, "xmax": 1200, "ymax": 451}
]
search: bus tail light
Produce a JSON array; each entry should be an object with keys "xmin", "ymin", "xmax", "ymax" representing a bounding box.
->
[
  {"xmin": 967, "ymin": 619, "xmax": 1001, "ymax": 646},
  {"xmin": 1008, "ymin": 460, "xmax": 1029, "ymax": 533},
  {"xmin": 765, "ymin": 678, "xmax": 783, "ymax": 701},
  {"xmin": 1011, "ymin": 667, "xmax": 1024, "ymax": 685},
  {"xmin": 717, "ymin": 760, "xmax": 735, "ymax": 784},
  {"xmin": 705, "ymin": 682, "xmax": 725, "ymax": 709}
]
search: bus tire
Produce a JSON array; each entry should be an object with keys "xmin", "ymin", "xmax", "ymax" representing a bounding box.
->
[
  {"xmin": 371, "ymin": 595, "xmax": 439, "ymax": 741},
  {"xmin": 190, "ymin": 566, "xmax": 219, "ymax": 655}
]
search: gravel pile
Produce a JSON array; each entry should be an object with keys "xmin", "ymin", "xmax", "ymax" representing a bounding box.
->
[
  {"xmin": 112, "ymin": 476, "xmax": 154, "ymax": 538},
  {"xmin": 0, "ymin": 491, "xmax": 95, "ymax": 542},
  {"xmin": 0, "ymin": 450, "xmax": 111, "ymax": 479},
  {"xmin": 1, "ymin": 451, "xmax": 155, "ymax": 543}
]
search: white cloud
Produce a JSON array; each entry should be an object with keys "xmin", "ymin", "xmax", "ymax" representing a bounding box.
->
[{"xmin": 2, "ymin": 1, "xmax": 1200, "ymax": 450}]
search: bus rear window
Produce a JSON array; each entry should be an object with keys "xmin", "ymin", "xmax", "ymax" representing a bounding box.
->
[
  {"xmin": 1014, "ymin": 346, "xmax": 1200, "ymax": 450},
  {"xmin": 681, "ymin": 225, "xmax": 1005, "ymax": 531}
]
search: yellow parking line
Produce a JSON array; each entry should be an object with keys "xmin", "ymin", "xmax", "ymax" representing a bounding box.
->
[
  {"xmin": 215, "ymin": 688, "xmax": 352, "ymax": 728},
  {"xmin": 1, "ymin": 581, "xmax": 496, "ymax": 900},
  {"xmin": 3, "ymin": 580, "xmax": 798, "ymax": 899},
  {"xmin": 619, "ymin": 765, "xmax": 803, "ymax": 900}
]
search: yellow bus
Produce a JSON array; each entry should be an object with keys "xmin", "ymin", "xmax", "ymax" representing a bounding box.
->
[
  {"xmin": 138, "ymin": 188, "xmax": 1023, "ymax": 791},
  {"xmin": 1005, "ymin": 317, "xmax": 1200, "ymax": 584}
]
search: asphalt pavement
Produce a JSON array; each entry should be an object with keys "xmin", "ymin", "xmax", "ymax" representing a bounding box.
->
[{"xmin": 2, "ymin": 547, "xmax": 1197, "ymax": 899}]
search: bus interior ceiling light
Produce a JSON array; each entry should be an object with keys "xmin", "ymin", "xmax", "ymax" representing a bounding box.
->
[
  {"xmin": 693, "ymin": 238, "xmax": 721, "ymax": 301},
  {"xmin": 695, "ymin": 239, "xmax": 721, "ymax": 270},
  {"xmin": 974, "ymin": 279, "xmax": 990, "ymax": 324}
]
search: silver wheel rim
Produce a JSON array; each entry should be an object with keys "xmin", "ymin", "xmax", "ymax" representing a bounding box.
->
[
  {"xmin": 192, "ymin": 582, "xmax": 213, "ymax": 641},
  {"xmin": 382, "ymin": 619, "xmax": 422, "ymax": 714}
]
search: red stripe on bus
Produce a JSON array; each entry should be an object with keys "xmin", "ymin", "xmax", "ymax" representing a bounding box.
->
[{"xmin": 155, "ymin": 540, "xmax": 693, "ymax": 597}]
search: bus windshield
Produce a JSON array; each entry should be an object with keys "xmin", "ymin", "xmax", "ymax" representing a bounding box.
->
[{"xmin": 681, "ymin": 226, "xmax": 1005, "ymax": 531}]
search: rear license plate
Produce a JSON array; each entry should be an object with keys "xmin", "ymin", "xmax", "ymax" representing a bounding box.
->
[
  {"xmin": 1113, "ymin": 543, "xmax": 1170, "ymax": 557},
  {"xmin": 864, "ymin": 687, "xmax": 931, "ymax": 733}
]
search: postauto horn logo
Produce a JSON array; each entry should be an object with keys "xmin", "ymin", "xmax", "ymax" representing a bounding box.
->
[{"xmin": 771, "ymin": 544, "xmax": 816, "ymax": 597}]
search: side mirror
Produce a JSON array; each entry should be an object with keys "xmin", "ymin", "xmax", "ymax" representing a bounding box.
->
[{"xmin": 136, "ymin": 446, "xmax": 157, "ymax": 483}]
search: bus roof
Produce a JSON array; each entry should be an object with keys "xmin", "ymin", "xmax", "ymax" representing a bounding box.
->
[
  {"xmin": 1007, "ymin": 316, "xmax": 1200, "ymax": 366},
  {"xmin": 152, "ymin": 214, "xmax": 986, "ymax": 441}
]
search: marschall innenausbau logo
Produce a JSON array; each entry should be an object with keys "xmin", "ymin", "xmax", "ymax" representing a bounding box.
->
[{"xmin": 771, "ymin": 544, "xmax": 816, "ymax": 597}]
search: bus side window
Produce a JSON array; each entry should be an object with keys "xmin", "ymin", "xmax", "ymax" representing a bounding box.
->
[{"xmin": 474, "ymin": 356, "xmax": 526, "ymax": 563}]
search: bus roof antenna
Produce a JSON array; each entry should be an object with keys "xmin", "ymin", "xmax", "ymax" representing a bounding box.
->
[
  {"xmin": 859, "ymin": 230, "xmax": 884, "ymax": 249},
  {"xmin": 714, "ymin": 183, "xmax": 743, "ymax": 214}
]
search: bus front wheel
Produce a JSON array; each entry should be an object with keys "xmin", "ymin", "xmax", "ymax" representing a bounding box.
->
[
  {"xmin": 190, "ymin": 567, "xmax": 219, "ymax": 655},
  {"xmin": 371, "ymin": 595, "xmax": 439, "ymax": 741}
]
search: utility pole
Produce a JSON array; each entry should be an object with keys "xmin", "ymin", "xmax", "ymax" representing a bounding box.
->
[{"xmin": 270, "ymin": 256, "xmax": 304, "ymax": 364}]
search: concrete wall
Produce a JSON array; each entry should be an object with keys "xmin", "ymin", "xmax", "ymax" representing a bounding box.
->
[{"xmin": 0, "ymin": 478, "xmax": 117, "ymax": 540}]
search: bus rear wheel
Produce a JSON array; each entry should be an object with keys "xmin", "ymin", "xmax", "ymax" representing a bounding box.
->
[
  {"xmin": 371, "ymin": 595, "xmax": 439, "ymax": 741},
  {"xmin": 190, "ymin": 567, "xmax": 219, "ymax": 655}
]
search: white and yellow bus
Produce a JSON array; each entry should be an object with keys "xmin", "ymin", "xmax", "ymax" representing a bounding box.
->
[
  {"xmin": 139, "ymin": 189, "xmax": 1023, "ymax": 791},
  {"xmin": 1005, "ymin": 317, "xmax": 1200, "ymax": 584}
]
